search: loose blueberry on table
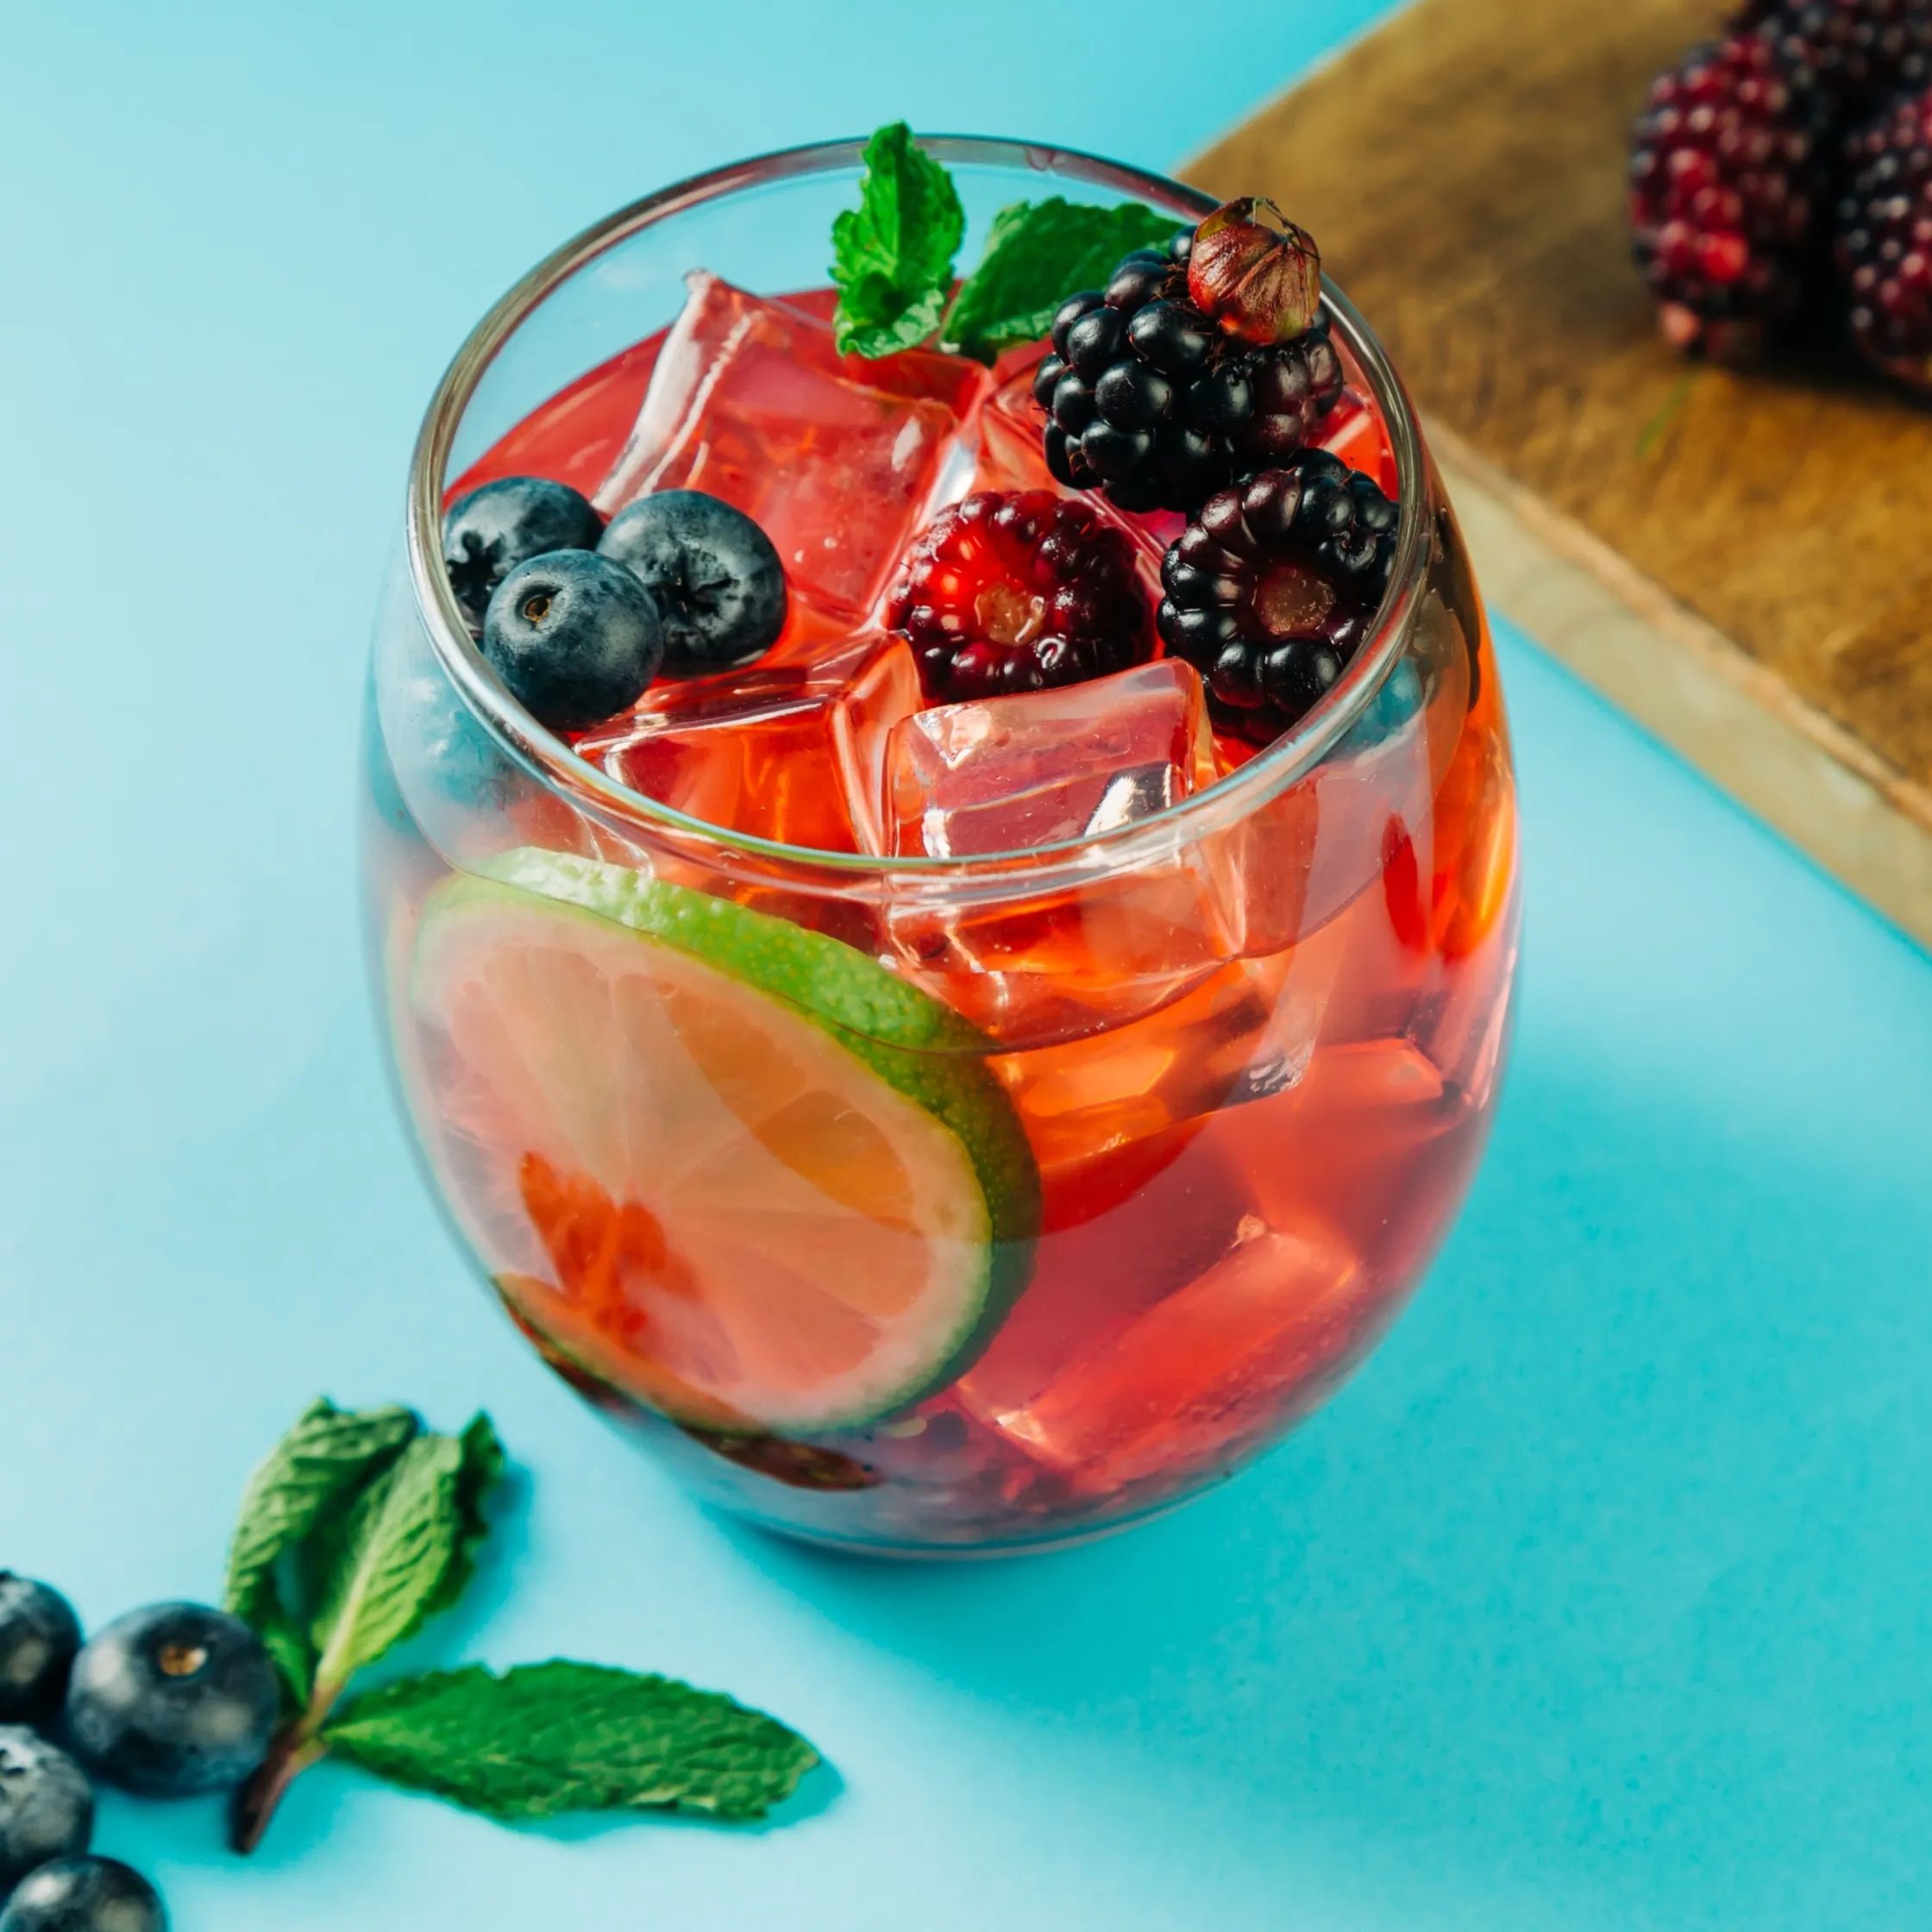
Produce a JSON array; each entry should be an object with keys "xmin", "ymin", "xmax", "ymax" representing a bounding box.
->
[
  {"xmin": 0, "ymin": 1728, "xmax": 92, "ymax": 1898},
  {"xmin": 65, "ymin": 1603, "xmax": 278, "ymax": 1798},
  {"xmin": 0, "ymin": 1580, "xmax": 80, "ymax": 1729},
  {"xmin": 0, "ymin": 1858, "xmax": 166, "ymax": 1932}
]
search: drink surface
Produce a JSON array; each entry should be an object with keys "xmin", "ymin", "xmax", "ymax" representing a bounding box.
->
[{"xmin": 367, "ymin": 269, "xmax": 1520, "ymax": 1551}]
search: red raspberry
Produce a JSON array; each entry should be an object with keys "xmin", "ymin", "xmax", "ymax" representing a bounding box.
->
[
  {"xmin": 885, "ymin": 491, "xmax": 1153, "ymax": 705},
  {"xmin": 1628, "ymin": 33, "xmax": 1829, "ymax": 358}
]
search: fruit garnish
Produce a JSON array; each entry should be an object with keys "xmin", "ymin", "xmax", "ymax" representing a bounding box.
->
[
  {"xmin": 407, "ymin": 851, "xmax": 1040, "ymax": 1433},
  {"xmin": 0, "ymin": 1728, "xmax": 92, "ymax": 1898},
  {"xmin": 207, "ymin": 1395, "xmax": 819, "ymax": 1852},
  {"xmin": 827, "ymin": 121, "xmax": 1182, "ymax": 364},
  {"xmin": 1036, "ymin": 229, "xmax": 1343, "ymax": 513},
  {"xmin": 1185, "ymin": 197, "xmax": 1324, "ymax": 346},
  {"xmin": 440, "ymin": 475, "xmax": 604, "ymax": 635},
  {"xmin": 885, "ymin": 489, "xmax": 1151, "ymax": 701},
  {"xmin": 1628, "ymin": 34, "xmax": 1826, "ymax": 360},
  {"xmin": 1157, "ymin": 451, "xmax": 1399, "ymax": 745},
  {"xmin": 597, "ymin": 489, "xmax": 788, "ymax": 673},
  {"xmin": 1837, "ymin": 85, "xmax": 1932, "ymax": 391},
  {"xmin": 480, "ymin": 548, "xmax": 664, "ymax": 731}
]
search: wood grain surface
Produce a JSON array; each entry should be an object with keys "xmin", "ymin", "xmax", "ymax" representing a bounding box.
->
[{"xmin": 1189, "ymin": 0, "xmax": 1932, "ymax": 946}]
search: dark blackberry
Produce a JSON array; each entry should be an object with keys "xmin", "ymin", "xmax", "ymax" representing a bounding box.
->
[
  {"xmin": 1628, "ymin": 33, "xmax": 1830, "ymax": 359},
  {"xmin": 1736, "ymin": 0, "xmax": 1932, "ymax": 124},
  {"xmin": 1157, "ymin": 452, "xmax": 1400, "ymax": 746},
  {"xmin": 885, "ymin": 490, "xmax": 1152, "ymax": 704},
  {"xmin": 1036, "ymin": 228, "xmax": 1342, "ymax": 515},
  {"xmin": 1835, "ymin": 85, "xmax": 1932, "ymax": 389}
]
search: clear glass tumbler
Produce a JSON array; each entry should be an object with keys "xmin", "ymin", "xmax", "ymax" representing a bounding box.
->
[{"xmin": 361, "ymin": 136, "xmax": 1521, "ymax": 1554}]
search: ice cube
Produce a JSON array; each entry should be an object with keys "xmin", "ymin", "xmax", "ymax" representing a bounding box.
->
[
  {"xmin": 596, "ymin": 274, "xmax": 987, "ymax": 630},
  {"xmin": 573, "ymin": 634, "xmax": 919, "ymax": 855},
  {"xmin": 883, "ymin": 659, "xmax": 1215, "ymax": 859},
  {"xmin": 964, "ymin": 1211, "xmax": 1366, "ymax": 1494},
  {"xmin": 878, "ymin": 662, "xmax": 1235, "ymax": 1044}
]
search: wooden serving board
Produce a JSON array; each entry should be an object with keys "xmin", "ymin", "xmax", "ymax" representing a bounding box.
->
[{"xmin": 1189, "ymin": 0, "xmax": 1932, "ymax": 950}]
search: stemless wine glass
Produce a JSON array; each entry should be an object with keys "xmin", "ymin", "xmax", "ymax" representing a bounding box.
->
[{"xmin": 361, "ymin": 136, "xmax": 1521, "ymax": 1555}]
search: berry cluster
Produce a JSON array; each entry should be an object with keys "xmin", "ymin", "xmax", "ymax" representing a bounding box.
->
[
  {"xmin": 1631, "ymin": 0, "xmax": 1932, "ymax": 386},
  {"xmin": 885, "ymin": 491, "xmax": 1151, "ymax": 703},
  {"xmin": 1033, "ymin": 220, "xmax": 1343, "ymax": 514},
  {"xmin": 440, "ymin": 479, "xmax": 788, "ymax": 731}
]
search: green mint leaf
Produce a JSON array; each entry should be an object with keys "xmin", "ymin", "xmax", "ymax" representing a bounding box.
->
[
  {"xmin": 944, "ymin": 198, "xmax": 1183, "ymax": 362},
  {"xmin": 831, "ymin": 122, "xmax": 963, "ymax": 357},
  {"xmin": 223, "ymin": 1397, "xmax": 420, "ymax": 1702},
  {"xmin": 322, "ymin": 1661, "xmax": 819, "ymax": 1823},
  {"xmin": 307, "ymin": 1415, "xmax": 503, "ymax": 1697}
]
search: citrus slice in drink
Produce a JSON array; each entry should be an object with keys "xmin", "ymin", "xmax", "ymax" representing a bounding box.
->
[{"xmin": 405, "ymin": 850, "xmax": 1039, "ymax": 1433}]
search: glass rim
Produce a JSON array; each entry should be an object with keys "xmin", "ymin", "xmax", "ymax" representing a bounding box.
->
[{"xmin": 405, "ymin": 133, "xmax": 1432, "ymax": 888}]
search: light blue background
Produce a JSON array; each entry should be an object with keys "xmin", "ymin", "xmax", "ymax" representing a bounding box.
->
[{"xmin": 4, "ymin": 3, "xmax": 1930, "ymax": 1926}]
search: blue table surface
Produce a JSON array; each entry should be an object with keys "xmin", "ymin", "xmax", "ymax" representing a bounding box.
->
[{"xmin": 6, "ymin": 3, "xmax": 1931, "ymax": 1926}]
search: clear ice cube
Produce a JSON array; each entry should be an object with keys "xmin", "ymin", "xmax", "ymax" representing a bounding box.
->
[
  {"xmin": 573, "ymin": 634, "xmax": 920, "ymax": 855},
  {"xmin": 595, "ymin": 273, "xmax": 986, "ymax": 629},
  {"xmin": 963, "ymin": 1210, "xmax": 1366, "ymax": 1494},
  {"xmin": 882, "ymin": 659, "xmax": 1216, "ymax": 859}
]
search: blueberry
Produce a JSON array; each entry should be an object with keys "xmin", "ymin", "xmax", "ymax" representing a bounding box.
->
[
  {"xmin": 0, "ymin": 1580, "xmax": 80, "ymax": 1728},
  {"xmin": 64, "ymin": 1605, "xmax": 276, "ymax": 1798},
  {"xmin": 441, "ymin": 476, "xmax": 604, "ymax": 635},
  {"xmin": 0, "ymin": 1859, "xmax": 165, "ymax": 1932},
  {"xmin": 480, "ymin": 549, "xmax": 664, "ymax": 732},
  {"xmin": 0, "ymin": 1728, "xmax": 91, "ymax": 1897},
  {"xmin": 597, "ymin": 491, "xmax": 787, "ymax": 674}
]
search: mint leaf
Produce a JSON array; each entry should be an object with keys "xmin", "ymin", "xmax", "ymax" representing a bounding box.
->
[
  {"xmin": 831, "ymin": 122, "xmax": 963, "ymax": 357},
  {"xmin": 307, "ymin": 1415, "xmax": 503, "ymax": 1697},
  {"xmin": 223, "ymin": 1398, "xmax": 419, "ymax": 1702},
  {"xmin": 323, "ymin": 1662, "xmax": 819, "ymax": 1823},
  {"xmin": 944, "ymin": 198, "xmax": 1183, "ymax": 362}
]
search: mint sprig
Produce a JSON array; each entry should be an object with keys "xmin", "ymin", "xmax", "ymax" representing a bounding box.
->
[
  {"xmin": 831, "ymin": 122, "xmax": 964, "ymax": 356},
  {"xmin": 224, "ymin": 1398, "xmax": 819, "ymax": 1853},
  {"xmin": 942, "ymin": 198, "xmax": 1182, "ymax": 362},
  {"xmin": 830, "ymin": 124, "xmax": 1182, "ymax": 365},
  {"xmin": 323, "ymin": 1663, "xmax": 817, "ymax": 1822}
]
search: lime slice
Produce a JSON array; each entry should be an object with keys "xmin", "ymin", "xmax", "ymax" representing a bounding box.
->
[{"xmin": 406, "ymin": 850, "xmax": 1038, "ymax": 1433}]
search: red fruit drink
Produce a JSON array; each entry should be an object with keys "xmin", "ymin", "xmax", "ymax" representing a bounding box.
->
[{"xmin": 366, "ymin": 155, "xmax": 1519, "ymax": 1553}]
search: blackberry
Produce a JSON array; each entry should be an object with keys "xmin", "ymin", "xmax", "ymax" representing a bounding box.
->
[
  {"xmin": 1835, "ymin": 85, "xmax": 1932, "ymax": 388},
  {"xmin": 1157, "ymin": 452, "xmax": 1399, "ymax": 746},
  {"xmin": 1035, "ymin": 223, "xmax": 1343, "ymax": 515},
  {"xmin": 1736, "ymin": 0, "xmax": 1932, "ymax": 124},
  {"xmin": 885, "ymin": 490, "xmax": 1151, "ymax": 704},
  {"xmin": 1628, "ymin": 33, "xmax": 1830, "ymax": 357}
]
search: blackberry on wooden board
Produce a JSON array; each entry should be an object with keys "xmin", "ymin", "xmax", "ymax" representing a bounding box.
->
[
  {"xmin": 1628, "ymin": 32, "xmax": 1830, "ymax": 358},
  {"xmin": 1735, "ymin": 0, "xmax": 1932, "ymax": 124},
  {"xmin": 1836, "ymin": 85, "xmax": 1932, "ymax": 388}
]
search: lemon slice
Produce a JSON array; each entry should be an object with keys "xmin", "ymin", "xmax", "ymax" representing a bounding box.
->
[{"xmin": 405, "ymin": 852, "xmax": 1038, "ymax": 1433}]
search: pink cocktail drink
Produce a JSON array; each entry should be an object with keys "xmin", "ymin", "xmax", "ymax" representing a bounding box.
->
[{"xmin": 363, "ymin": 139, "xmax": 1519, "ymax": 1552}]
